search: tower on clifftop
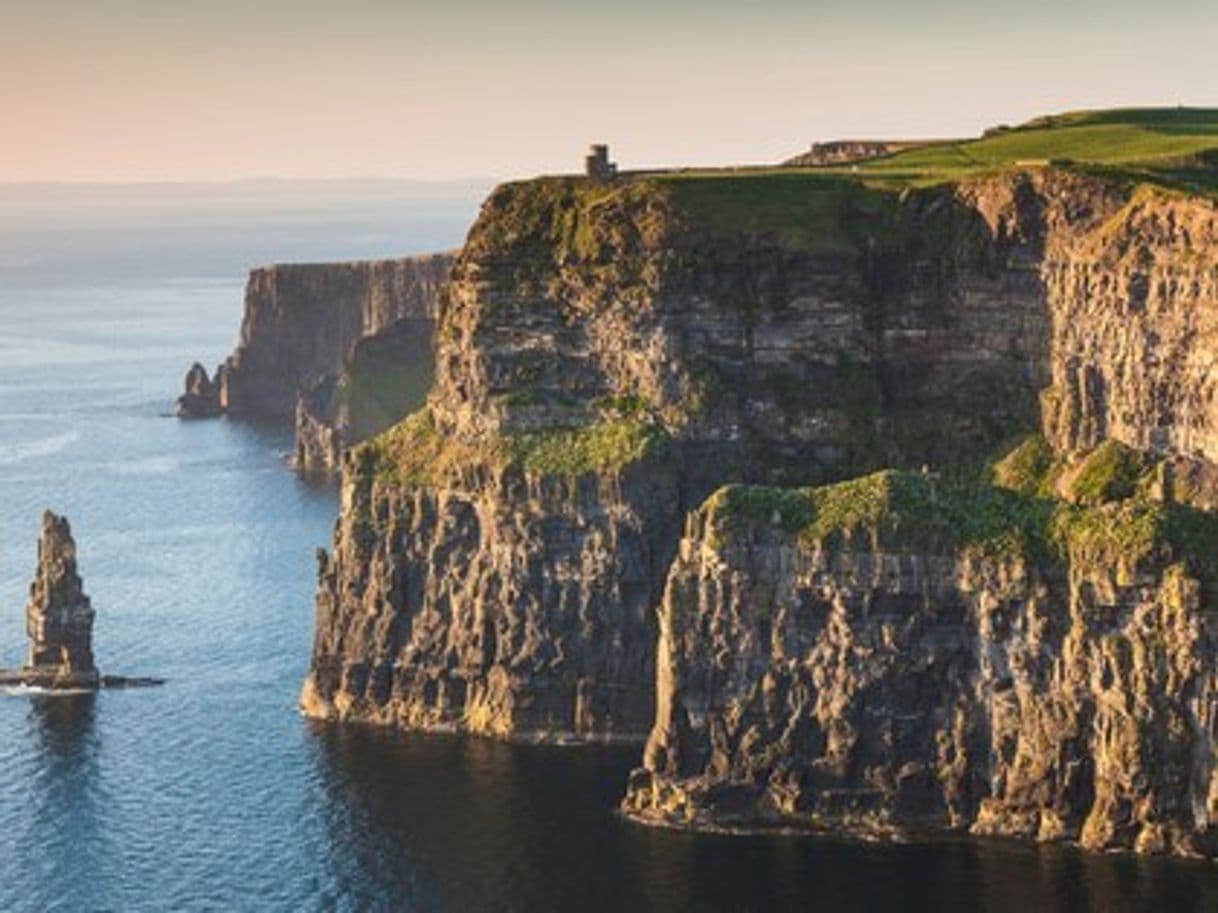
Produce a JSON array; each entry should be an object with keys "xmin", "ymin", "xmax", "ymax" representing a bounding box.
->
[{"xmin": 585, "ymin": 144, "xmax": 617, "ymax": 181}]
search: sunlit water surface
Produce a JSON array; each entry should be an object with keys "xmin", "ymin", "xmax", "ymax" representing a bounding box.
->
[{"xmin": 0, "ymin": 189, "xmax": 1216, "ymax": 912}]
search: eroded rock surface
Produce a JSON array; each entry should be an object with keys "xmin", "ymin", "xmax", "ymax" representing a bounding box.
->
[
  {"xmin": 24, "ymin": 511, "xmax": 97, "ymax": 687},
  {"xmin": 177, "ymin": 253, "xmax": 453, "ymax": 470},
  {"xmin": 220, "ymin": 254, "xmax": 452, "ymax": 419},
  {"xmin": 305, "ymin": 167, "xmax": 1218, "ymax": 762},
  {"xmin": 304, "ymin": 172, "xmax": 1066, "ymax": 740},
  {"xmin": 622, "ymin": 470, "xmax": 1218, "ymax": 858}
]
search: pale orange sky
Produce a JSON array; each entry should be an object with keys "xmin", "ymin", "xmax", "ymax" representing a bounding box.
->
[{"xmin": 2, "ymin": 0, "xmax": 1215, "ymax": 182}]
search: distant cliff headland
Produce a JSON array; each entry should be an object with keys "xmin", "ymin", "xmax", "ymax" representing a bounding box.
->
[
  {"xmin": 199, "ymin": 109, "xmax": 1218, "ymax": 858},
  {"xmin": 179, "ymin": 254, "xmax": 453, "ymax": 471}
]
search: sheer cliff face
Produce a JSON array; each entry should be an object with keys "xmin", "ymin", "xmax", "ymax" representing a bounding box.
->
[
  {"xmin": 1039, "ymin": 190, "xmax": 1218, "ymax": 463},
  {"xmin": 432, "ymin": 175, "xmax": 1063, "ymax": 481},
  {"xmin": 220, "ymin": 254, "xmax": 453, "ymax": 419},
  {"xmin": 305, "ymin": 169, "xmax": 1218, "ymax": 754},
  {"xmin": 303, "ymin": 447, "xmax": 681, "ymax": 738},
  {"xmin": 623, "ymin": 474, "xmax": 1218, "ymax": 858},
  {"xmin": 304, "ymin": 172, "xmax": 1090, "ymax": 741}
]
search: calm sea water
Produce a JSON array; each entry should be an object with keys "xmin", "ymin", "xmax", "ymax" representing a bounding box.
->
[{"xmin": 1, "ymin": 184, "xmax": 1217, "ymax": 912}]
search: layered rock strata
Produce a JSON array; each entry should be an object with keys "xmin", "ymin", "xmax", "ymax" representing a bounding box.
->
[
  {"xmin": 302, "ymin": 422, "xmax": 680, "ymax": 738},
  {"xmin": 304, "ymin": 171, "xmax": 1086, "ymax": 740},
  {"xmin": 23, "ymin": 511, "xmax": 97, "ymax": 687},
  {"xmin": 219, "ymin": 254, "xmax": 451, "ymax": 419},
  {"xmin": 306, "ymin": 167, "xmax": 1218, "ymax": 757},
  {"xmin": 178, "ymin": 253, "xmax": 453, "ymax": 467},
  {"xmin": 622, "ymin": 468, "xmax": 1218, "ymax": 858}
]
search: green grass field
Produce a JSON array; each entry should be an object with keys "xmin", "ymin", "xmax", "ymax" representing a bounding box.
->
[
  {"xmin": 850, "ymin": 107, "xmax": 1218, "ymax": 189},
  {"xmin": 642, "ymin": 108, "xmax": 1218, "ymax": 197}
]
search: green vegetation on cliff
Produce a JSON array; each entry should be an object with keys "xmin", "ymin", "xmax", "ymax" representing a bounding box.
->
[
  {"xmin": 339, "ymin": 347, "xmax": 434, "ymax": 442},
  {"xmin": 706, "ymin": 449, "xmax": 1218, "ymax": 579},
  {"xmin": 653, "ymin": 172, "xmax": 900, "ymax": 254},
  {"xmin": 503, "ymin": 417, "xmax": 667, "ymax": 476},
  {"xmin": 360, "ymin": 408, "xmax": 667, "ymax": 486},
  {"xmin": 1067, "ymin": 440, "xmax": 1147, "ymax": 505},
  {"xmin": 359, "ymin": 408, "xmax": 466, "ymax": 487},
  {"xmin": 707, "ymin": 470, "xmax": 1049, "ymax": 559},
  {"xmin": 470, "ymin": 109, "xmax": 1218, "ymax": 294}
]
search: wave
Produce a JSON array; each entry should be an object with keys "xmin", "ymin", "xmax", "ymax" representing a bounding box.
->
[
  {"xmin": 107, "ymin": 454, "xmax": 180, "ymax": 476},
  {"xmin": 0, "ymin": 430, "xmax": 78, "ymax": 466},
  {"xmin": 0, "ymin": 683, "xmax": 93, "ymax": 697}
]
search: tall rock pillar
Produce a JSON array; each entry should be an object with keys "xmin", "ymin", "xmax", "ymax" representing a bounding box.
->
[{"xmin": 25, "ymin": 511, "xmax": 97, "ymax": 685}]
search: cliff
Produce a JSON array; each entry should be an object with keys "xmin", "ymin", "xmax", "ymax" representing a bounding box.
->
[
  {"xmin": 299, "ymin": 110, "xmax": 1218, "ymax": 856},
  {"xmin": 303, "ymin": 168, "xmax": 1113, "ymax": 741},
  {"xmin": 622, "ymin": 465, "xmax": 1218, "ymax": 857},
  {"xmin": 220, "ymin": 254, "xmax": 451, "ymax": 418},
  {"xmin": 292, "ymin": 315, "xmax": 437, "ymax": 473},
  {"xmin": 178, "ymin": 252, "xmax": 453, "ymax": 470}
]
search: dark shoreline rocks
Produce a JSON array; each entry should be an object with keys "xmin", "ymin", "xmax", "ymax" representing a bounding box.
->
[{"xmin": 176, "ymin": 362, "xmax": 224, "ymax": 418}]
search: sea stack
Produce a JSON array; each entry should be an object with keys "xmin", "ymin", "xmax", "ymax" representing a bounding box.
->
[
  {"xmin": 176, "ymin": 362, "xmax": 224, "ymax": 418},
  {"xmin": 24, "ymin": 511, "xmax": 98, "ymax": 688}
]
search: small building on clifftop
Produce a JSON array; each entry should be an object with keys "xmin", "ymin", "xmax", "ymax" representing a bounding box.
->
[{"xmin": 585, "ymin": 144, "xmax": 617, "ymax": 181}]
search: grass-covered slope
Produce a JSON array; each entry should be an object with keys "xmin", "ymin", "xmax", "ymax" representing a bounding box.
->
[{"xmin": 847, "ymin": 107, "xmax": 1218, "ymax": 191}]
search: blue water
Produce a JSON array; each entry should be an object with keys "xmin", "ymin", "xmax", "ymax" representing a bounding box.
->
[{"xmin": 1, "ymin": 184, "xmax": 1217, "ymax": 912}]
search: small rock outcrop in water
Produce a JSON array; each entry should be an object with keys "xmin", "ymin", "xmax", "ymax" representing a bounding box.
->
[
  {"xmin": 176, "ymin": 362, "xmax": 223, "ymax": 418},
  {"xmin": 23, "ymin": 511, "xmax": 97, "ymax": 687},
  {"xmin": 0, "ymin": 512, "xmax": 164, "ymax": 691}
]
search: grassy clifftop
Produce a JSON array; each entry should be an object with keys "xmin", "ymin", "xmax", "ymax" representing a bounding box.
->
[
  {"xmin": 845, "ymin": 106, "xmax": 1218, "ymax": 191},
  {"xmin": 471, "ymin": 108, "xmax": 1218, "ymax": 268}
]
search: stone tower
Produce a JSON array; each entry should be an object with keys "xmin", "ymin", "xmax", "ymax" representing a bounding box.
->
[
  {"xmin": 584, "ymin": 144, "xmax": 617, "ymax": 181},
  {"xmin": 25, "ymin": 511, "xmax": 97, "ymax": 685}
]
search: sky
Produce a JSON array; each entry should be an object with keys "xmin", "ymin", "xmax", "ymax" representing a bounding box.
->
[{"xmin": 2, "ymin": 0, "xmax": 1216, "ymax": 182}]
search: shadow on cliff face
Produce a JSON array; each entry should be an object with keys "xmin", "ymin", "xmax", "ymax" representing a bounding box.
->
[{"xmin": 304, "ymin": 722, "xmax": 1218, "ymax": 913}]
